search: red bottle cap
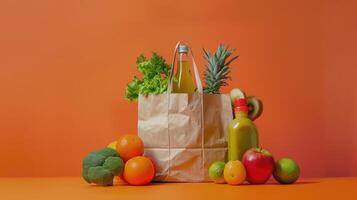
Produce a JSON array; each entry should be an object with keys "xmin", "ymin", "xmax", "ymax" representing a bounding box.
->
[
  {"xmin": 234, "ymin": 98, "xmax": 248, "ymax": 107},
  {"xmin": 234, "ymin": 98, "xmax": 248, "ymax": 112}
]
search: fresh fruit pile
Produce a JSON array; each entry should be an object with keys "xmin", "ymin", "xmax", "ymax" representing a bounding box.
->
[
  {"xmin": 209, "ymin": 87, "xmax": 300, "ymax": 185},
  {"xmin": 209, "ymin": 148, "xmax": 300, "ymax": 185},
  {"xmin": 82, "ymin": 134, "xmax": 155, "ymax": 186}
]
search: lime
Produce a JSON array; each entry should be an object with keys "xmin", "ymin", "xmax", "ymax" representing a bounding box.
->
[
  {"xmin": 208, "ymin": 161, "xmax": 226, "ymax": 183},
  {"xmin": 273, "ymin": 158, "xmax": 300, "ymax": 184}
]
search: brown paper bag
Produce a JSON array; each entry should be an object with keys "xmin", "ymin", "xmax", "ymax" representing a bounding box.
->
[{"xmin": 138, "ymin": 42, "xmax": 233, "ymax": 182}]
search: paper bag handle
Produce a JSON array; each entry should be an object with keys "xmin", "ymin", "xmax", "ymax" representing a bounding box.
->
[{"xmin": 167, "ymin": 41, "xmax": 203, "ymax": 94}]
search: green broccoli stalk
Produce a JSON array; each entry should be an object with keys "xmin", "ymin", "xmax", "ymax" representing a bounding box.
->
[{"xmin": 82, "ymin": 147, "xmax": 124, "ymax": 186}]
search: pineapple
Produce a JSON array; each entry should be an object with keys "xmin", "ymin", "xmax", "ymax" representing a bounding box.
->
[{"xmin": 203, "ymin": 44, "xmax": 239, "ymax": 94}]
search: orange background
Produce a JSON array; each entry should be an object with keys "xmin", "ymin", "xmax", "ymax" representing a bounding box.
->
[{"xmin": 0, "ymin": 0, "xmax": 356, "ymax": 178}]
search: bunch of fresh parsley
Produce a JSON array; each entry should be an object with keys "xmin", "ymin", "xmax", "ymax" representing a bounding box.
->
[{"xmin": 125, "ymin": 53, "xmax": 170, "ymax": 101}]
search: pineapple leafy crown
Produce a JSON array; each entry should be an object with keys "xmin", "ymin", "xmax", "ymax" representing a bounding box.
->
[{"xmin": 203, "ymin": 44, "xmax": 239, "ymax": 94}]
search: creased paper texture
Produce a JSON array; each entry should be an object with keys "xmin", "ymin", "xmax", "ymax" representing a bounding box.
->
[{"xmin": 138, "ymin": 93, "xmax": 232, "ymax": 182}]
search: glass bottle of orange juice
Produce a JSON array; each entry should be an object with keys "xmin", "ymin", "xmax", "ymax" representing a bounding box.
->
[{"xmin": 172, "ymin": 44, "xmax": 196, "ymax": 93}]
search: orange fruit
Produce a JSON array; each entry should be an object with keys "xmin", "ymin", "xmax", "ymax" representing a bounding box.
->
[
  {"xmin": 116, "ymin": 134, "xmax": 144, "ymax": 161},
  {"xmin": 123, "ymin": 156, "xmax": 155, "ymax": 185},
  {"xmin": 145, "ymin": 156, "xmax": 157, "ymax": 174},
  {"xmin": 224, "ymin": 160, "xmax": 246, "ymax": 185}
]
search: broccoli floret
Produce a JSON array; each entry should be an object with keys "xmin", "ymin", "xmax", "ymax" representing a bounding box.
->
[
  {"xmin": 103, "ymin": 156, "xmax": 124, "ymax": 176},
  {"xmin": 82, "ymin": 153, "xmax": 106, "ymax": 182},
  {"xmin": 94, "ymin": 147, "xmax": 118, "ymax": 158},
  {"xmin": 82, "ymin": 147, "xmax": 124, "ymax": 186},
  {"xmin": 87, "ymin": 166, "xmax": 114, "ymax": 186}
]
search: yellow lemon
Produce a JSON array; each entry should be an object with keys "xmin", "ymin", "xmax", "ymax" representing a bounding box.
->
[{"xmin": 107, "ymin": 140, "xmax": 118, "ymax": 150}]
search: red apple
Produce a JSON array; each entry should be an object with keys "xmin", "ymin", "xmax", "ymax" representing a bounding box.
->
[{"xmin": 242, "ymin": 148, "xmax": 275, "ymax": 184}]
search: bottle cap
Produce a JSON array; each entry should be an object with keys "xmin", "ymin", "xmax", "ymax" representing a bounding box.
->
[
  {"xmin": 234, "ymin": 98, "xmax": 247, "ymax": 107},
  {"xmin": 234, "ymin": 98, "xmax": 248, "ymax": 112},
  {"xmin": 178, "ymin": 44, "xmax": 189, "ymax": 54}
]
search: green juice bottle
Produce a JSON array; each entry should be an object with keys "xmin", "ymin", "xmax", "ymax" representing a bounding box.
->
[{"xmin": 228, "ymin": 98, "xmax": 259, "ymax": 161}]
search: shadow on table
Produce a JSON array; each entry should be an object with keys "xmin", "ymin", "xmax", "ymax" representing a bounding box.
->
[
  {"xmin": 251, "ymin": 181, "xmax": 318, "ymax": 186},
  {"xmin": 88, "ymin": 180, "xmax": 318, "ymax": 187}
]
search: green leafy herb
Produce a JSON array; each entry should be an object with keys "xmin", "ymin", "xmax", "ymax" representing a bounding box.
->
[{"xmin": 125, "ymin": 53, "xmax": 170, "ymax": 101}]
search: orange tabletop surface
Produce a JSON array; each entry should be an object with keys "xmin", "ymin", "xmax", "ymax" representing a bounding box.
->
[{"xmin": 0, "ymin": 177, "xmax": 356, "ymax": 200}]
